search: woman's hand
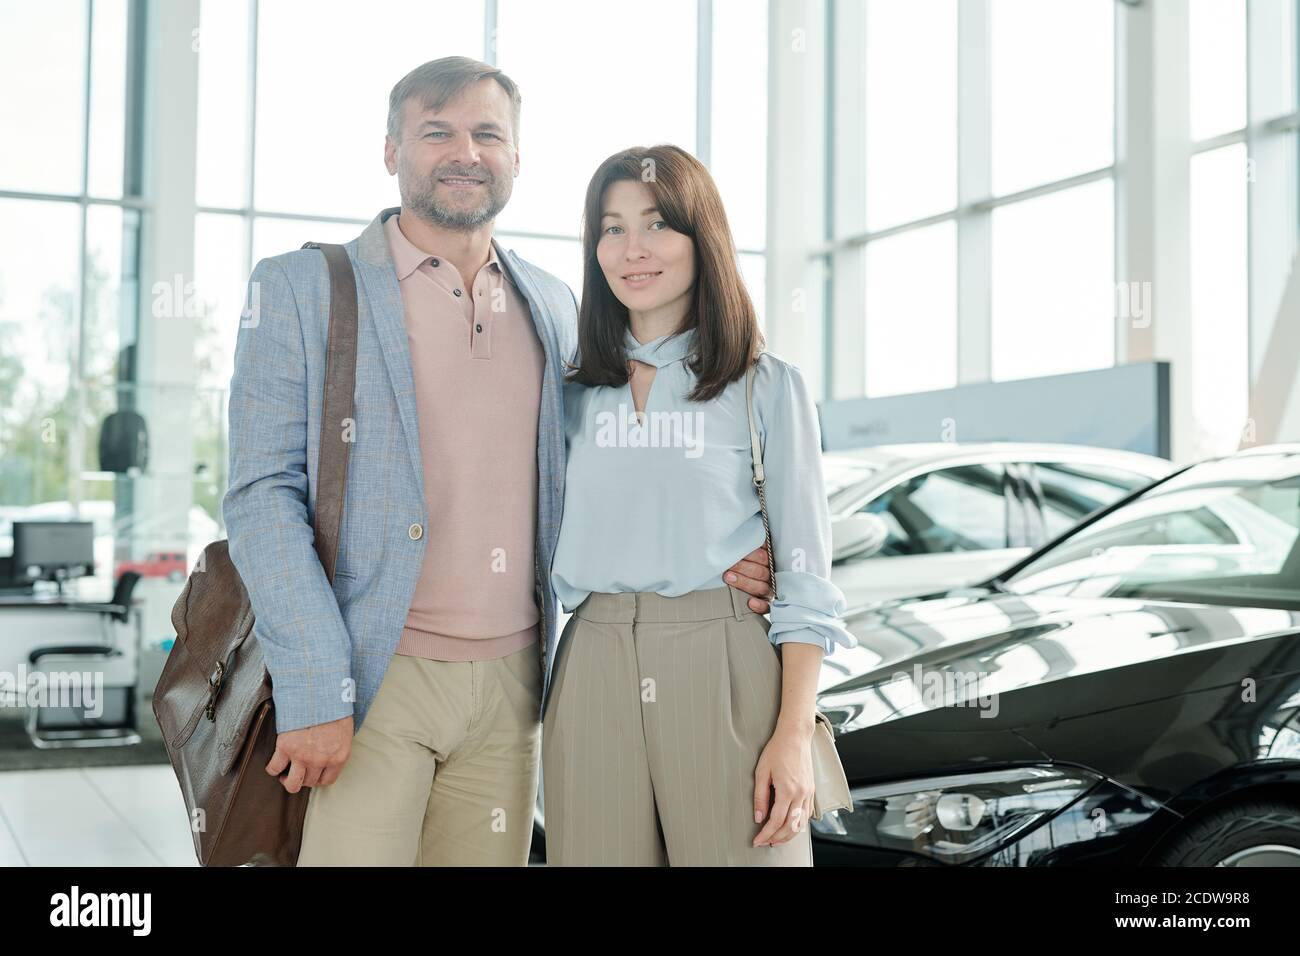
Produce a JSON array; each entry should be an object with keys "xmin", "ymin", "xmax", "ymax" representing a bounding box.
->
[
  {"xmin": 752, "ymin": 714, "xmax": 817, "ymax": 846},
  {"xmin": 724, "ymin": 543, "xmax": 773, "ymax": 613}
]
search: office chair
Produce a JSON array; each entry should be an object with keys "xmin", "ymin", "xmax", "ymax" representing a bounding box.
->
[{"xmin": 25, "ymin": 571, "xmax": 143, "ymax": 749}]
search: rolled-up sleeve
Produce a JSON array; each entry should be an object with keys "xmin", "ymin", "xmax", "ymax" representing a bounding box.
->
[{"xmin": 754, "ymin": 357, "xmax": 857, "ymax": 656}]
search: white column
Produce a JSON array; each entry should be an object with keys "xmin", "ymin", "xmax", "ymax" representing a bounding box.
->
[
  {"xmin": 1115, "ymin": 0, "xmax": 1194, "ymax": 464},
  {"xmin": 135, "ymin": 0, "xmax": 200, "ymax": 551},
  {"xmin": 826, "ymin": 0, "xmax": 864, "ymax": 400},
  {"xmin": 766, "ymin": 0, "xmax": 828, "ymax": 396},
  {"xmin": 956, "ymin": 0, "xmax": 992, "ymax": 386}
]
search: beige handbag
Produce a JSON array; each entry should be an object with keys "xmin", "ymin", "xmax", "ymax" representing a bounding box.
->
[{"xmin": 744, "ymin": 362, "xmax": 853, "ymax": 820}]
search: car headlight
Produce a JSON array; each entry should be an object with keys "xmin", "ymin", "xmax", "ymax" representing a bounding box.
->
[{"xmin": 812, "ymin": 766, "xmax": 1102, "ymax": 864}]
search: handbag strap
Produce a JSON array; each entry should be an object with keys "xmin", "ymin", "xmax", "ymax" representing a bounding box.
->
[
  {"xmin": 746, "ymin": 365, "xmax": 843, "ymax": 762},
  {"xmin": 301, "ymin": 241, "xmax": 358, "ymax": 586},
  {"xmin": 744, "ymin": 363, "xmax": 778, "ymax": 601}
]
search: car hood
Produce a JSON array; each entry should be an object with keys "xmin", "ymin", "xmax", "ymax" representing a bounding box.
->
[{"xmin": 818, "ymin": 588, "xmax": 1300, "ymax": 736}]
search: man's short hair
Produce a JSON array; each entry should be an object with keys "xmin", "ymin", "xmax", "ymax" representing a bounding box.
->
[{"xmin": 387, "ymin": 56, "xmax": 522, "ymax": 144}]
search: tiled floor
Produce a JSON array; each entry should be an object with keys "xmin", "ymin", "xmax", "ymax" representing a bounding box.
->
[{"xmin": 0, "ymin": 765, "xmax": 198, "ymax": 866}]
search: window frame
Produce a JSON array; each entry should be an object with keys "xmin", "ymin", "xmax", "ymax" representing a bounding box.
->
[
  {"xmin": 0, "ymin": 0, "xmax": 149, "ymax": 515},
  {"xmin": 823, "ymin": 0, "xmax": 1118, "ymax": 400}
]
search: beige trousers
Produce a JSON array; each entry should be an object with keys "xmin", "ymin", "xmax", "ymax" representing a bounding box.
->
[
  {"xmin": 541, "ymin": 585, "xmax": 814, "ymax": 866},
  {"xmin": 296, "ymin": 643, "xmax": 542, "ymax": 866}
]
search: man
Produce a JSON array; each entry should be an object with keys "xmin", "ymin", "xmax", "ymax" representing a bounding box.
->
[{"xmin": 222, "ymin": 56, "xmax": 773, "ymax": 867}]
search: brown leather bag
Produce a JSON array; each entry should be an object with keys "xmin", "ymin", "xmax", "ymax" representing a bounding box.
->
[{"xmin": 152, "ymin": 242, "xmax": 359, "ymax": 866}]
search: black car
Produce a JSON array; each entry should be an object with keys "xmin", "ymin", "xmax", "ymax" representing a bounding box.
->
[{"xmin": 813, "ymin": 444, "xmax": 1300, "ymax": 866}]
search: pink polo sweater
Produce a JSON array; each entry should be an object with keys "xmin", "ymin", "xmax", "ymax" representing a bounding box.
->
[{"xmin": 385, "ymin": 211, "xmax": 544, "ymax": 661}]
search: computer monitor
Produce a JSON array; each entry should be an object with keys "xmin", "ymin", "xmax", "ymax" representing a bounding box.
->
[{"xmin": 12, "ymin": 521, "xmax": 95, "ymax": 585}]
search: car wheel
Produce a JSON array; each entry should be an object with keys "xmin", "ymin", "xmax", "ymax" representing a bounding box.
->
[{"xmin": 1152, "ymin": 800, "xmax": 1300, "ymax": 866}]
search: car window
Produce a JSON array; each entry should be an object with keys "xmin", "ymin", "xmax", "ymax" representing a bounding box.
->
[
  {"xmin": 852, "ymin": 464, "xmax": 1009, "ymax": 557},
  {"xmin": 1030, "ymin": 462, "xmax": 1157, "ymax": 537},
  {"xmin": 1005, "ymin": 469, "xmax": 1300, "ymax": 609}
]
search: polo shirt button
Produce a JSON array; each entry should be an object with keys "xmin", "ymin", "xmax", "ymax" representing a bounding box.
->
[
  {"xmin": 454, "ymin": 289, "xmax": 463, "ymax": 297},
  {"xmin": 430, "ymin": 258, "xmax": 439, "ymax": 267},
  {"xmin": 476, "ymin": 323, "xmax": 483, "ymax": 333},
  {"xmin": 408, "ymin": 523, "xmax": 423, "ymax": 540}
]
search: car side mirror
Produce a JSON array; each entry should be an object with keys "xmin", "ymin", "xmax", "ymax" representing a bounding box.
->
[{"xmin": 832, "ymin": 513, "xmax": 889, "ymax": 563}]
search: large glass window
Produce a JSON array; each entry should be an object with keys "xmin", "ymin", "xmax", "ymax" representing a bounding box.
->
[
  {"xmin": 713, "ymin": 0, "xmax": 770, "ymax": 330},
  {"xmin": 863, "ymin": 0, "xmax": 957, "ymax": 232},
  {"xmin": 194, "ymin": 0, "xmax": 251, "ymax": 211},
  {"xmin": 0, "ymin": 0, "xmax": 87, "ymax": 195},
  {"xmin": 835, "ymin": 0, "xmax": 1116, "ymax": 396},
  {"xmin": 864, "ymin": 222, "xmax": 956, "ymax": 396},
  {"xmin": 713, "ymin": 0, "xmax": 769, "ymax": 254},
  {"xmin": 989, "ymin": 0, "xmax": 1114, "ymax": 196},
  {"xmin": 0, "ymin": 0, "xmax": 140, "ymax": 600},
  {"xmin": 1189, "ymin": 0, "xmax": 1247, "ymax": 141},
  {"xmin": 0, "ymin": 198, "xmax": 83, "ymax": 508},
  {"xmin": 255, "ymin": 0, "xmax": 483, "ymax": 221},
  {"xmin": 495, "ymin": 0, "xmax": 695, "ymax": 237},
  {"xmin": 991, "ymin": 178, "xmax": 1115, "ymax": 382}
]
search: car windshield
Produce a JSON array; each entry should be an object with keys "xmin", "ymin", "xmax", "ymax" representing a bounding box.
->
[{"xmin": 1002, "ymin": 452, "xmax": 1300, "ymax": 610}]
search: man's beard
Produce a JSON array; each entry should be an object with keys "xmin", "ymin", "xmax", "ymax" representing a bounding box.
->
[{"xmin": 400, "ymin": 163, "xmax": 510, "ymax": 231}]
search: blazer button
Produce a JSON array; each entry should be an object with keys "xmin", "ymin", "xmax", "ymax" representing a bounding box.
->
[{"xmin": 408, "ymin": 523, "xmax": 423, "ymax": 540}]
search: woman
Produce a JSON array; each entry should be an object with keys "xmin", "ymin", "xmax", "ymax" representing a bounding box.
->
[{"xmin": 542, "ymin": 145, "xmax": 855, "ymax": 867}]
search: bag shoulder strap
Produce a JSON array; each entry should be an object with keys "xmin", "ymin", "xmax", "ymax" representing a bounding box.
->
[
  {"xmin": 301, "ymin": 241, "xmax": 358, "ymax": 585},
  {"xmin": 744, "ymin": 363, "xmax": 765, "ymax": 483},
  {"xmin": 744, "ymin": 361, "xmax": 778, "ymax": 600}
]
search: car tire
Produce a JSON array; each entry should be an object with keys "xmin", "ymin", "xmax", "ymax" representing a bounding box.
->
[{"xmin": 1151, "ymin": 799, "xmax": 1300, "ymax": 866}]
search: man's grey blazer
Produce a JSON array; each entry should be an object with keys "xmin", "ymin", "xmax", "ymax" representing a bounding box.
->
[{"xmin": 222, "ymin": 206, "xmax": 578, "ymax": 735}]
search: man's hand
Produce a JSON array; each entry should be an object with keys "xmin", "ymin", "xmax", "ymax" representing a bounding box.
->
[
  {"xmin": 725, "ymin": 543, "xmax": 773, "ymax": 613},
  {"xmin": 265, "ymin": 715, "xmax": 354, "ymax": 793}
]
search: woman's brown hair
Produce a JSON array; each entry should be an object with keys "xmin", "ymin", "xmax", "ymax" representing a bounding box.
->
[{"xmin": 565, "ymin": 144, "xmax": 763, "ymax": 402}]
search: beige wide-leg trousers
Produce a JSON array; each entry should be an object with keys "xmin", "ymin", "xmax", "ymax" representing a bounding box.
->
[
  {"xmin": 296, "ymin": 643, "xmax": 542, "ymax": 866},
  {"xmin": 541, "ymin": 585, "xmax": 814, "ymax": 866}
]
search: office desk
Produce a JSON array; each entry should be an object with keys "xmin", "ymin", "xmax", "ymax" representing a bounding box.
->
[
  {"xmin": 0, "ymin": 593, "xmax": 129, "ymax": 612},
  {"xmin": 0, "ymin": 595, "xmax": 142, "ymax": 702}
]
